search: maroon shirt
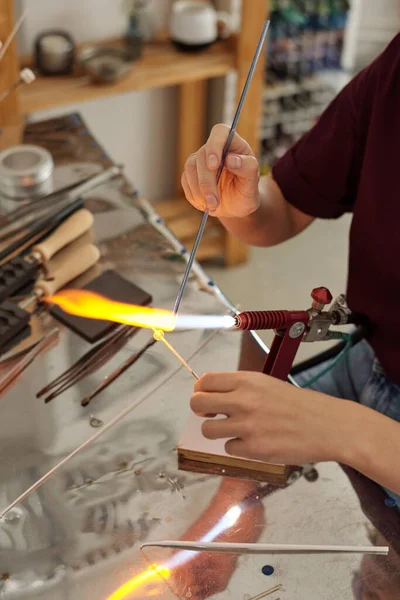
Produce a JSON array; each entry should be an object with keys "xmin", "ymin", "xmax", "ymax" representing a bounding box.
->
[{"xmin": 272, "ymin": 34, "xmax": 400, "ymax": 385}]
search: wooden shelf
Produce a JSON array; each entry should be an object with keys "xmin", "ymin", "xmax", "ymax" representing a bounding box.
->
[{"xmin": 19, "ymin": 38, "xmax": 236, "ymax": 115}]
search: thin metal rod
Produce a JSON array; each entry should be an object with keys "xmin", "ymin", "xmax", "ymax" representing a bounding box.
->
[
  {"xmin": 138, "ymin": 197, "xmax": 296, "ymax": 388},
  {"xmin": 80, "ymin": 336, "xmax": 156, "ymax": 407},
  {"xmin": 140, "ymin": 541, "xmax": 389, "ymax": 555},
  {"xmin": 44, "ymin": 333, "xmax": 132, "ymax": 403},
  {"xmin": 0, "ymin": 330, "xmax": 218, "ymax": 519},
  {"xmin": 39, "ymin": 326, "xmax": 134, "ymax": 402},
  {"xmin": 249, "ymin": 585, "xmax": 283, "ymax": 600},
  {"xmin": 153, "ymin": 329, "xmax": 199, "ymax": 379},
  {"xmin": 172, "ymin": 19, "xmax": 270, "ymax": 316},
  {"xmin": 38, "ymin": 326, "xmax": 129, "ymax": 394},
  {"xmin": 0, "ymin": 9, "xmax": 28, "ymax": 63},
  {"xmin": 172, "ymin": 211, "xmax": 208, "ymax": 316}
]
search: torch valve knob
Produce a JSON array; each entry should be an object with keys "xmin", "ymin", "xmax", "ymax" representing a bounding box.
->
[{"xmin": 311, "ymin": 287, "xmax": 332, "ymax": 310}]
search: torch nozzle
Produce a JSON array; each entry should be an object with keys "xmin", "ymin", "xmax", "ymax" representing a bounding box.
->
[
  {"xmin": 235, "ymin": 310, "xmax": 310, "ymax": 331},
  {"xmin": 235, "ymin": 310, "xmax": 290, "ymax": 331}
]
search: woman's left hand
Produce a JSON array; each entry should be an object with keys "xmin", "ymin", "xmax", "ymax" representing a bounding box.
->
[{"xmin": 191, "ymin": 371, "xmax": 359, "ymax": 466}]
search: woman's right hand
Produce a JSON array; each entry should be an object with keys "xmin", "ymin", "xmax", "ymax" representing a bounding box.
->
[{"xmin": 181, "ymin": 123, "xmax": 261, "ymax": 219}]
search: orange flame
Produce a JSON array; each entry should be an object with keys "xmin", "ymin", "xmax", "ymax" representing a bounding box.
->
[
  {"xmin": 46, "ymin": 290, "xmax": 177, "ymax": 331},
  {"xmin": 106, "ymin": 565, "xmax": 170, "ymax": 600}
]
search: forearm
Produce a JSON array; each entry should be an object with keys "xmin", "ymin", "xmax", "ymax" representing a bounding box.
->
[
  {"xmin": 219, "ymin": 175, "xmax": 314, "ymax": 247},
  {"xmin": 339, "ymin": 401, "xmax": 400, "ymax": 496}
]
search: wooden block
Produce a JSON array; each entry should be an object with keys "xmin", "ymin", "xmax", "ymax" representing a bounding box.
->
[
  {"xmin": 178, "ymin": 455, "xmax": 291, "ymax": 485},
  {"xmin": 177, "ymin": 410, "xmax": 290, "ymax": 484}
]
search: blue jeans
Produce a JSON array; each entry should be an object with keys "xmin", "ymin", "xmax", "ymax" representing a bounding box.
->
[{"xmin": 294, "ymin": 339, "xmax": 400, "ymax": 506}]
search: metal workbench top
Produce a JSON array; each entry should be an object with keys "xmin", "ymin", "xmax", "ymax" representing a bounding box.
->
[{"xmin": 0, "ymin": 114, "xmax": 398, "ymax": 600}]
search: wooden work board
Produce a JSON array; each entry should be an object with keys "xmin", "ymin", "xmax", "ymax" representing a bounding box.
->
[
  {"xmin": 178, "ymin": 411, "xmax": 290, "ymax": 485},
  {"xmin": 177, "ymin": 330, "xmax": 292, "ymax": 485}
]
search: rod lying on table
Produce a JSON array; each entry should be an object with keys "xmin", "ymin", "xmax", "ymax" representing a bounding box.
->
[
  {"xmin": 141, "ymin": 541, "xmax": 389, "ymax": 556},
  {"xmin": 37, "ymin": 324, "xmax": 136, "ymax": 403}
]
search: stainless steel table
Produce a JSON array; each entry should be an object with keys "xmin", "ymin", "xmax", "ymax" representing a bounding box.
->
[{"xmin": 0, "ymin": 114, "xmax": 399, "ymax": 600}]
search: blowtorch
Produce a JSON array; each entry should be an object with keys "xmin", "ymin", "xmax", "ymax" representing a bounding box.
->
[{"xmin": 232, "ymin": 286, "xmax": 366, "ymax": 381}]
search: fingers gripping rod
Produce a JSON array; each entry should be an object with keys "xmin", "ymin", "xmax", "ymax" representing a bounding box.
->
[{"xmin": 172, "ymin": 19, "xmax": 270, "ymax": 315}]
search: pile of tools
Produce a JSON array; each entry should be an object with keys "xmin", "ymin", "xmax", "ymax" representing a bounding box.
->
[
  {"xmin": 0, "ymin": 167, "xmax": 120, "ymax": 394},
  {"xmin": 0, "ymin": 163, "xmax": 160, "ymax": 408}
]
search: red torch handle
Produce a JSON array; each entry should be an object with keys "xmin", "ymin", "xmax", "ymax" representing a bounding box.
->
[
  {"xmin": 235, "ymin": 310, "xmax": 309, "ymax": 331},
  {"xmin": 261, "ymin": 312, "xmax": 310, "ymax": 380}
]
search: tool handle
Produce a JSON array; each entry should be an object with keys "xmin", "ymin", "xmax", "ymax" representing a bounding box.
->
[
  {"xmin": 31, "ymin": 209, "xmax": 94, "ymax": 263},
  {"xmin": 44, "ymin": 230, "xmax": 94, "ymax": 275},
  {"xmin": 35, "ymin": 244, "xmax": 100, "ymax": 297}
]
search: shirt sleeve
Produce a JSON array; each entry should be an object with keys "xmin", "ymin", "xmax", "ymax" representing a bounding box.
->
[{"xmin": 271, "ymin": 34, "xmax": 400, "ymax": 219}]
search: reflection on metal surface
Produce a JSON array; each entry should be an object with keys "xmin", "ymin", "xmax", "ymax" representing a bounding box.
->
[
  {"xmin": 106, "ymin": 565, "xmax": 171, "ymax": 600},
  {"xmin": 0, "ymin": 331, "xmax": 218, "ymax": 519},
  {"xmin": 166, "ymin": 505, "xmax": 242, "ymax": 569},
  {"xmin": 46, "ymin": 289, "xmax": 236, "ymax": 331},
  {"xmin": 108, "ymin": 506, "xmax": 242, "ymax": 599}
]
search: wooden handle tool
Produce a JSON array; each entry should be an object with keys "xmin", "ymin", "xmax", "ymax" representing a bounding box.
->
[
  {"xmin": 31, "ymin": 209, "xmax": 94, "ymax": 264},
  {"xmin": 35, "ymin": 244, "xmax": 100, "ymax": 298},
  {"xmin": 44, "ymin": 230, "xmax": 94, "ymax": 275}
]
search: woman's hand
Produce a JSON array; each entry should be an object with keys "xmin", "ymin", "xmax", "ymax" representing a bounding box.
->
[
  {"xmin": 191, "ymin": 371, "xmax": 360, "ymax": 466},
  {"xmin": 181, "ymin": 123, "xmax": 261, "ymax": 218}
]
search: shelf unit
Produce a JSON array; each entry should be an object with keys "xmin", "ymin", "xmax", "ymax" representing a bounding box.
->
[{"xmin": 0, "ymin": 0, "xmax": 269, "ymax": 265}]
